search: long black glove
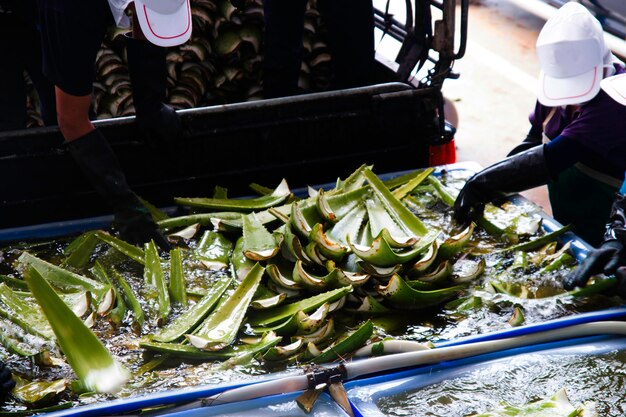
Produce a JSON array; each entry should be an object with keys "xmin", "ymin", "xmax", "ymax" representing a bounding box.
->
[
  {"xmin": 453, "ymin": 145, "xmax": 552, "ymax": 225},
  {"xmin": 67, "ymin": 129, "xmax": 171, "ymax": 250},
  {"xmin": 564, "ymin": 194, "xmax": 626, "ymax": 290},
  {"xmin": 0, "ymin": 361, "xmax": 14, "ymax": 403},
  {"xmin": 507, "ymin": 131, "xmax": 542, "ymax": 157},
  {"xmin": 126, "ymin": 36, "xmax": 181, "ymax": 148}
]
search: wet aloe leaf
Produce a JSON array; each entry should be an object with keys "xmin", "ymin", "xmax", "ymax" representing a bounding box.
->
[
  {"xmin": 188, "ymin": 263, "xmax": 264, "ymax": 350},
  {"xmin": 24, "ymin": 267, "xmax": 129, "ymax": 393},
  {"xmin": 242, "ymin": 212, "xmax": 279, "ymax": 261},
  {"xmin": 377, "ymin": 274, "xmax": 465, "ymax": 309},
  {"xmin": 290, "ymin": 200, "xmax": 324, "ymax": 237},
  {"xmin": 420, "ymin": 261, "xmax": 454, "ymax": 284},
  {"xmin": 196, "ymin": 230, "xmax": 233, "ymax": 269},
  {"xmin": 437, "ymin": 222, "xmax": 475, "ymax": 261},
  {"xmin": 109, "ymin": 267, "xmax": 144, "ymax": 328},
  {"xmin": 142, "ymin": 331, "xmax": 281, "ymax": 360},
  {"xmin": 262, "ymin": 339, "xmax": 305, "ymax": 361},
  {"xmin": 62, "ymin": 232, "xmax": 98, "ymax": 269},
  {"xmin": 144, "ymin": 241, "xmax": 170, "ymax": 321},
  {"xmin": 406, "ymin": 241, "xmax": 439, "ymax": 277},
  {"xmin": 470, "ymin": 388, "xmax": 595, "ymax": 416},
  {"xmin": 175, "ymin": 179, "xmax": 291, "ymax": 212},
  {"xmin": 90, "ymin": 262, "xmax": 125, "ymax": 326},
  {"xmin": 451, "ymin": 258, "xmax": 486, "ymax": 283},
  {"xmin": 501, "ymin": 225, "xmax": 573, "ymax": 253},
  {"xmin": 326, "ymin": 204, "xmax": 367, "ymax": 246},
  {"xmin": 18, "ymin": 253, "xmax": 109, "ymax": 299},
  {"xmin": 0, "ymin": 274, "xmax": 28, "ymax": 291},
  {"xmin": 168, "ymin": 248, "xmax": 187, "ymax": 306},
  {"xmin": 508, "ymin": 305, "xmax": 525, "ymax": 327},
  {"xmin": 152, "ymin": 275, "xmax": 231, "ymax": 343},
  {"xmin": 350, "ymin": 233, "xmax": 425, "ymax": 267},
  {"xmin": 366, "ymin": 200, "xmax": 415, "ymax": 246},
  {"xmin": 0, "ymin": 283, "xmax": 54, "ymax": 339},
  {"xmin": 0, "ymin": 316, "xmax": 47, "ymax": 356},
  {"xmin": 392, "ymin": 168, "xmax": 434, "ymax": 199},
  {"xmin": 426, "ymin": 175, "xmax": 456, "ymax": 206},
  {"xmin": 309, "ymin": 223, "xmax": 349, "ymax": 261},
  {"xmin": 334, "ymin": 164, "xmax": 371, "ymax": 192},
  {"xmin": 316, "ymin": 187, "xmax": 369, "ymax": 222},
  {"xmin": 231, "ymin": 237, "xmax": 256, "ymax": 281},
  {"xmin": 349, "ymin": 294, "xmax": 391, "ymax": 315},
  {"xmin": 158, "ymin": 212, "xmax": 242, "ymax": 231},
  {"xmin": 311, "ymin": 320, "xmax": 373, "ymax": 364},
  {"xmin": 249, "ymin": 286, "xmax": 352, "ymax": 326},
  {"xmin": 251, "ymin": 293, "xmax": 286, "ymax": 310},
  {"xmin": 13, "ymin": 378, "xmax": 67, "ymax": 407},
  {"xmin": 94, "ymin": 231, "xmax": 145, "ymax": 264},
  {"xmin": 266, "ymin": 263, "xmax": 302, "ymax": 290}
]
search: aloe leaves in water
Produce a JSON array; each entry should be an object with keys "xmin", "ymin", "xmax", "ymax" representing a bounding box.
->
[{"xmin": 24, "ymin": 267, "xmax": 129, "ymax": 393}]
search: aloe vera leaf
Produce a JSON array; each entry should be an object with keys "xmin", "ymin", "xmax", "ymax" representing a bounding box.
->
[
  {"xmin": 406, "ymin": 279, "xmax": 436, "ymax": 291},
  {"xmin": 437, "ymin": 223, "xmax": 475, "ymax": 261},
  {"xmin": 420, "ymin": 261, "xmax": 454, "ymax": 284},
  {"xmin": 471, "ymin": 388, "xmax": 593, "ymax": 417},
  {"xmin": 0, "ymin": 317, "xmax": 46, "ymax": 356},
  {"xmin": 357, "ymin": 261, "xmax": 402, "ymax": 278},
  {"xmin": 508, "ymin": 305, "xmax": 525, "ymax": 327},
  {"xmin": 364, "ymin": 168, "xmax": 429, "ymax": 237},
  {"xmin": 316, "ymin": 187, "xmax": 369, "ymax": 222},
  {"xmin": 109, "ymin": 268, "xmax": 145, "ymax": 327},
  {"xmin": 296, "ymin": 303, "xmax": 330, "ymax": 334},
  {"xmin": 231, "ymin": 237, "xmax": 256, "ymax": 281},
  {"xmin": 326, "ymin": 203, "xmax": 367, "ymax": 246},
  {"xmin": 62, "ymin": 232, "xmax": 98, "ymax": 269},
  {"xmin": 349, "ymin": 294, "xmax": 391, "ymax": 315},
  {"xmin": 168, "ymin": 248, "xmax": 187, "ymax": 306},
  {"xmin": 242, "ymin": 212, "xmax": 279, "ymax": 261},
  {"xmin": 187, "ymin": 263, "xmax": 264, "ymax": 351},
  {"xmin": 18, "ymin": 252, "xmax": 109, "ymax": 299},
  {"xmin": 266, "ymin": 263, "xmax": 302, "ymax": 290},
  {"xmin": 290, "ymin": 200, "xmax": 324, "ymax": 237},
  {"xmin": 392, "ymin": 168, "xmax": 434, "ymax": 200},
  {"xmin": 90, "ymin": 262, "xmax": 125, "ymax": 326},
  {"xmin": 0, "ymin": 284, "xmax": 53, "ymax": 339},
  {"xmin": 249, "ymin": 286, "xmax": 352, "ymax": 326},
  {"xmin": 13, "ymin": 378, "xmax": 67, "ymax": 407},
  {"xmin": 349, "ymin": 234, "xmax": 425, "ymax": 267},
  {"xmin": 311, "ymin": 320, "xmax": 374, "ymax": 364},
  {"xmin": 248, "ymin": 182, "xmax": 273, "ymax": 195},
  {"xmin": 334, "ymin": 164, "xmax": 371, "ymax": 192},
  {"xmin": 196, "ymin": 230, "xmax": 233, "ymax": 269},
  {"xmin": 382, "ymin": 168, "xmax": 429, "ymax": 190},
  {"xmin": 144, "ymin": 241, "xmax": 170, "ymax": 321},
  {"xmin": 262, "ymin": 339, "xmax": 305, "ymax": 361},
  {"xmin": 136, "ymin": 195, "xmax": 169, "ymax": 221},
  {"xmin": 250, "ymin": 314, "xmax": 299, "ymax": 336},
  {"xmin": 309, "ymin": 223, "xmax": 349, "ymax": 261},
  {"xmin": 94, "ymin": 231, "xmax": 145, "ymax": 265},
  {"xmin": 280, "ymin": 226, "xmax": 313, "ymax": 265},
  {"xmin": 169, "ymin": 224, "xmax": 200, "ymax": 240},
  {"xmin": 158, "ymin": 212, "xmax": 242, "ymax": 230},
  {"xmin": 451, "ymin": 258, "xmax": 486, "ymax": 283},
  {"xmin": 251, "ymin": 293, "xmax": 286, "ymax": 310},
  {"xmin": 0, "ymin": 274, "xmax": 28, "ymax": 291},
  {"xmin": 377, "ymin": 274, "xmax": 465, "ymax": 309},
  {"xmin": 426, "ymin": 175, "xmax": 456, "ymax": 206},
  {"xmin": 568, "ymin": 276, "xmax": 616, "ymax": 298},
  {"xmin": 366, "ymin": 199, "xmax": 414, "ymax": 246},
  {"xmin": 501, "ymin": 225, "xmax": 573, "ymax": 253},
  {"xmin": 293, "ymin": 318, "xmax": 336, "ymax": 345},
  {"xmin": 143, "ymin": 331, "xmax": 281, "ymax": 360},
  {"xmin": 24, "ymin": 267, "xmax": 129, "ymax": 393},
  {"xmin": 152, "ymin": 275, "xmax": 231, "ymax": 343},
  {"xmin": 406, "ymin": 241, "xmax": 439, "ymax": 277},
  {"xmin": 175, "ymin": 179, "xmax": 291, "ymax": 212}
]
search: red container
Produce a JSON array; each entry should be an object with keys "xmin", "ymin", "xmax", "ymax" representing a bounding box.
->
[{"xmin": 429, "ymin": 137, "xmax": 457, "ymax": 166}]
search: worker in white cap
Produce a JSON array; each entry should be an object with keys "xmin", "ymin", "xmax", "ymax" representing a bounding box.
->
[
  {"xmin": 37, "ymin": 0, "xmax": 192, "ymax": 249},
  {"xmin": 454, "ymin": 2, "xmax": 626, "ymax": 247}
]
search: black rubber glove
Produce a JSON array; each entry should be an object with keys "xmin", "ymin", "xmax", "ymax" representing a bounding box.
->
[
  {"xmin": 113, "ymin": 206, "xmax": 171, "ymax": 251},
  {"xmin": 564, "ymin": 193, "xmax": 626, "ymax": 290},
  {"xmin": 507, "ymin": 131, "xmax": 542, "ymax": 157},
  {"xmin": 0, "ymin": 362, "xmax": 15, "ymax": 403},
  {"xmin": 453, "ymin": 145, "xmax": 551, "ymax": 225}
]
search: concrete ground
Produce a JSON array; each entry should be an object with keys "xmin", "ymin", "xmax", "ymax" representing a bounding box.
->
[{"xmin": 441, "ymin": 0, "xmax": 552, "ymax": 214}]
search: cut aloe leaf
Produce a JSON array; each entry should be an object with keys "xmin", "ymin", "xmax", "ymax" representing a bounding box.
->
[
  {"xmin": 251, "ymin": 293, "xmax": 286, "ymax": 310},
  {"xmin": 426, "ymin": 175, "xmax": 456, "ymax": 206},
  {"xmin": 316, "ymin": 187, "xmax": 369, "ymax": 222},
  {"xmin": 280, "ymin": 224, "xmax": 312, "ymax": 265},
  {"xmin": 250, "ymin": 314, "xmax": 299, "ymax": 336},
  {"xmin": 311, "ymin": 320, "xmax": 373, "ymax": 364},
  {"xmin": 266, "ymin": 263, "xmax": 302, "ymax": 290},
  {"xmin": 326, "ymin": 204, "xmax": 367, "ymax": 246},
  {"xmin": 0, "ymin": 283, "xmax": 54, "ymax": 339},
  {"xmin": 508, "ymin": 305, "xmax": 525, "ymax": 327},
  {"xmin": 169, "ymin": 224, "xmax": 200, "ymax": 240},
  {"xmin": 420, "ymin": 261, "xmax": 454, "ymax": 284},
  {"xmin": 142, "ymin": 331, "xmax": 281, "ymax": 360},
  {"xmin": 501, "ymin": 225, "xmax": 573, "ymax": 253},
  {"xmin": 451, "ymin": 258, "xmax": 486, "ymax": 283},
  {"xmin": 296, "ymin": 303, "xmax": 330, "ymax": 334},
  {"xmin": 262, "ymin": 339, "xmax": 305, "ymax": 361},
  {"xmin": 158, "ymin": 212, "xmax": 242, "ymax": 231},
  {"xmin": 24, "ymin": 267, "xmax": 129, "ymax": 393},
  {"xmin": 377, "ymin": 274, "xmax": 465, "ymax": 309},
  {"xmin": 334, "ymin": 164, "xmax": 371, "ymax": 192},
  {"xmin": 437, "ymin": 222, "xmax": 475, "ymax": 261},
  {"xmin": 327, "ymin": 261, "xmax": 370, "ymax": 287},
  {"xmin": 94, "ymin": 231, "xmax": 145, "ymax": 265},
  {"xmin": 108, "ymin": 267, "xmax": 145, "ymax": 328},
  {"xmin": 152, "ymin": 275, "xmax": 231, "ymax": 343},
  {"xmin": 364, "ymin": 168, "xmax": 429, "ymax": 237},
  {"xmin": 168, "ymin": 248, "xmax": 187, "ymax": 306},
  {"xmin": 231, "ymin": 237, "xmax": 256, "ymax": 281},
  {"xmin": 144, "ymin": 241, "xmax": 170, "ymax": 321},
  {"xmin": 18, "ymin": 253, "xmax": 109, "ymax": 299},
  {"xmin": 195, "ymin": 230, "xmax": 233, "ymax": 269},
  {"xmin": 406, "ymin": 241, "xmax": 439, "ymax": 277},
  {"xmin": 242, "ymin": 212, "xmax": 279, "ymax": 261},
  {"xmin": 349, "ymin": 234, "xmax": 425, "ymax": 267},
  {"xmin": 292, "ymin": 260, "xmax": 336, "ymax": 292},
  {"xmin": 366, "ymin": 200, "xmax": 416, "ymax": 247},
  {"xmin": 176, "ymin": 179, "xmax": 291, "ymax": 212},
  {"xmin": 249, "ymin": 286, "xmax": 352, "ymax": 326},
  {"xmin": 188, "ymin": 263, "xmax": 264, "ymax": 351},
  {"xmin": 290, "ymin": 200, "xmax": 324, "ymax": 237},
  {"xmin": 392, "ymin": 168, "xmax": 434, "ymax": 200},
  {"xmin": 62, "ymin": 232, "xmax": 98, "ymax": 269},
  {"xmin": 293, "ymin": 318, "xmax": 336, "ymax": 345},
  {"xmin": 349, "ymin": 294, "xmax": 391, "ymax": 315},
  {"xmin": 0, "ymin": 316, "xmax": 48, "ymax": 357},
  {"xmin": 303, "ymin": 242, "xmax": 329, "ymax": 267},
  {"xmin": 0, "ymin": 274, "xmax": 28, "ymax": 291},
  {"xmin": 91, "ymin": 262, "xmax": 125, "ymax": 326},
  {"xmin": 13, "ymin": 378, "xmax": 67, "ymax": 407},
  {"xmin": 309, "ymin": 223, "xmax": 349, "ymax": 261}
]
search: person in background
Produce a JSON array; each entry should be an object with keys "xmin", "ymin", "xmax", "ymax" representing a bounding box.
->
[
  {"xmin": 37, "ymin": 0, "xmax": 192, "ymax": 248},
  {"xmin": 453, "ymin": 2, "xmax": 626, "ymax": 247},
  {"xmin": 262, "ymin": 0, "xmax": 375, "ymax": 98},
  {"xmin": 0, "ymin": 0, "xmax": 56, "ymax": 131}
]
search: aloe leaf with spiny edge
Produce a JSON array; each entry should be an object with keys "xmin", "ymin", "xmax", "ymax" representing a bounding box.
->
[
  {"xmin": 93, "ymin": 231, "xmax": 145, "ymax": 265},
  {"xmin": 349, "ymin": 233, "xmax": 425, "ymax": 267},
  {"xmin": 62, "ymin": 231, "xmax": 98, "ymax": 269},
  {"xmin": 392, "ymin": 168, "xmax": 434, "ymax": 200},
  {"xmin": 248, "ymin": 286, "xmax": 353, "ymax": 327},
  {"xmin": 326, "ymin": 203, "xmax": 367, "ymax": 246},
  {"xmin": 437, "ymin": 222, "xmax": 475, "ymax": 261},
  {"xmin": 366, "ymin": 200, "xmax": 417, "ymax": 247},
  {"xmin": 195, "ymin": 230, "xmax": 233, "ymax": 270},
  {"xmin": 310, "ymin": 319, "xmax": 373, "ymax": 364},
  {"xmin": 348, "ymin": 294, "xmax": 391, "ymax": 315},
  {"xmin": 406, "ymin": 241, "xmax": 439, "ymax": 277},
  {"xmin": 377, "ymin": 274, "xmax": 465, "ymax": 310},
  {"xmin": 144, "ymin": 241, "xmax": 170, "ymax": 321},
  {"xmin": 151, "ymin": 274, "xmax": 231, "ymax": 343},
  {"xmin": 500, "ymin": 225, "xmax": 573, "ymax": 253},
  {"xmin": 90, "ymin": 262, "xmax": 125, "ymax": 326},
  {"xmin": 24, "ymin": 266, "xmax": 129, "ymax": 393},
  {"xmin": 426, "ymin": 174, "xmax": 456, "ymax": 206},
  {"xmin": 242, "ymin": 212, "xmax": 279, "ymax": 261},
  {"xmin": 174, "ymin": 179, "xmax": 291, "ymax": 212},
  {"xmin": 315, "ymin": 187, "xmax": 369, "ymax": 222},
  {"xmin": 108, "ymin": 267, "xmax": 145, "ymax": 328},
  {"xmin": 187, "ymin": 263, "xmax": 264, "ymax": 351},
  {"xmin": 231, "ymin": 237, "xmax": 256, "ymax": 281},
  {"xmin": 290, "ymin": 200, "xmax": 324, "ymax": 238},
  {"xmin": 17, "ymin": 252, "xmax": 110, "ymax": 300},
  {"xmin": 309, "ymin": 223, "xmax": 349, "ymax": 261},
  {"xmin": 0, "ymin": 283, "xmax": 54, "ymax": 339}
]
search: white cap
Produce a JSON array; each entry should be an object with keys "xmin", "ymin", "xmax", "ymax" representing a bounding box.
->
[
  {"xmin": 601, "ymin": 73, "xmax": 626, "ymax": 106},
  {"xmin": 536, "ymin": 2, "xmax": 606, "ymax": 106},
  {"xmin": 134, "ymin": 0, "xmax": 192, "ymax": 47}
]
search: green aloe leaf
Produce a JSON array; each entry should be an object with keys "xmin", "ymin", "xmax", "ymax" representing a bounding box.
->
[
  {"xmin": 94, "ymin": 231, "xmax": 145, "ymax": 264},
  {"xmin": 242, "ymin": 212, "xmax": 279, "ymax": 261},
  {"xmin": 470, "ymin": 388, "xmax": 594, "ymax": 416},
  {"xmin": 13, "ymin": 378, "xmax": 67, "ymax": 407},
  {"xmin": 196, "ymin": 230, "xmax": 233, "ymax": 269},
  {"xmin": 152, "ymin": 275, "xmax": 231, "ymax": 343},
  {"xmin": 187, "ymin": 263, "xmax": 264, "ymax": 351},
  {"xmin": 0, "ymin": 283, "xmax": 53, "ymax": 339},
  {"xmin": 326, "ymin": 204, "xmax": 367, "ymax": 246},
  {"xmin": 426, "ymin": 175, "xmax": 456, "ymax": 206},
  {"xmin": 108, "ymin": 267, "xmax": 145, "ymax": 328},
  {"xmin": 392, "ymin": 168, "xmax": 434, "ymax": 199},
  {"xmin": 309, "ymin": 223, "xmax": 349, "ymax": 261},
  {"xmin": 24, "ymin": 267, "xmax": 129, "ymax": 393},
  {"xmin": 406, "ymin": 241, "xmax": 439, "ymax": 277},
  {"xmin": 175, "ymin": 179, "xmax": 291, "ymax": 212},
  {"xmin": 311, "ymin": 320, "xmax": 373, "ymax": 364},
  {"xmin": 377, "ymin": 274, "xmax": 465, "ymax": 309},
  {"xmin": 62, "ymin": 232, "xmax": 98, "ymax": 269},
  {"xmin": 144, "ymin": 241, "xmax": 170, "ymax": 321},
  {"xmin": 168, "ymin": 248, "xmax": 187, "ymax": 306},
  {"xmin": 366, "ymin": 200, "xmax": 415, "ymax": 246},
  {"xmin": 315, "ymin": 187, "xmax": 369, "ymax": 222},
  {"xmin": 437, "ymin": 223, "xmax": 475, "ymax": 261},
  {"xmin": 501, "ymin": 225, "xmax": 573, "ymax": 253},
  {"xmin": 90, "ymin": 262, "xmax": 125, "ymax": 326},
  {"xmin": 158, "ymin": 212, "xmax": 242, "ymax": 231},
  {"xmin": 349, "ymin": 233, "xmax": 425, "ymax": 267},
  {"xmin": 231, "ymin": 237, "xmax": 256, "ymax": 281}
]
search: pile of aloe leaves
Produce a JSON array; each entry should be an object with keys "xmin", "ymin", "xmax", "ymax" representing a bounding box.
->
[{"xmin": 0, "ymin": 165, "xmax": 620, "ymax": 413}]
